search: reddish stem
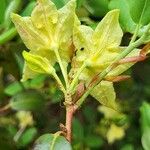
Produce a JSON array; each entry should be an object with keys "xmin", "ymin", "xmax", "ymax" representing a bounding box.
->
[{"xmin": 65, "ymin": 105, "xmax": 77, "ymax": 142}]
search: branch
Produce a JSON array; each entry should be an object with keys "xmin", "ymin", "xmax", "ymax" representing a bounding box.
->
[{"xmin": 76, "ymin": 23, "xmax": 150, "ymax": 107}]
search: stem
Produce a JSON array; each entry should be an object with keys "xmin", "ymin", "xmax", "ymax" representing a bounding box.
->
[
  {"xmin": 13, "ymin": 126, "xmax": 26, "ymax": 142},
  {"xmin": 54, "ymin": 49, "xmax": 69, "ymax": 89},
  {"xmin": 52, "ymin": 71, "xmax": 66, "ymax": 94},
  {"xmin": 130, "ymin": 24, "xmax": 140, "ymax": 44},
  {"xmin": 0, "ymin": 104, "xmax": 10, "ymax": 113},
  {"xmin": 69, "ymin": 63, "xmax": 86, "ymax": 92},
  {"xmin": 65, "ymin": 105, "xmax": 76, "ymax": 142},
  {"xmin": 76, "ymin": 23, "xmax": 150, "ymax": 107},
  {"xmin": 0, "ymin": 27, "xmax": 17, "ymax": 45}
]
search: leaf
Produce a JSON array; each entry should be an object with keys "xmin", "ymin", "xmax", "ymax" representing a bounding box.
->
[
  {"xmin": 90, "ymin": 81, "xmax": 118, "ymax": 110},
  {"xmin": 10, "ymin": 90, "xmax": 45, "ymax": 111},
  {"xmin": 11, "ymin": 13, "xmax": 50, "ymax": 51},
  {"xmin": 11, "ymin": 0, "xmax": 77, "ymax": 81},
  {"xmin": 4, "ymin": 81, "xmax": 24, "ymax": 96},
  {"xmin": 140, "ymin": 102, "xmax": 150, "ymax": 150},
  {"xmin": 106, "ymin": 124, "xmax": 125, "ymax": 144},
  {"xmin": 93, "ymin": 9, "xmax": 123, "ymax": 52},
  {"xmin": 84, "ymin": 0, "xmax": 109, "ymax": 17},
  {"xmin": 120, "ymin": 144, "xmax": 134, "ymax": 150},
  {"xmin": 72, "ymin": 10, "xmax": 123, "ymax": 82},
  {"xmin": 73, "ymin": 118, "xmax": 84, "ymax": 142},
  {"xmin": 84, "ymin": 135, "xmax": 103, "ymax": 148},
  {"xmin": 57, "ymin": 0, "xmax": 76, "ymax": 64},
  {"xmin": 18, "ymin": 127, "xmax": 37, "ymax": 147},
  {"xmin": 109, "ymin": 0, "xmax": 136, "ymax": 33},
  {"xmin": 127, "ymin": 0, "xmax": 150, "ymax": 25},
  {"xmin": 142, "ymin": 130, "xmax": 150, "ymax": 150},
  {"xmin": 21, "ymin": 1, "xmax": 36, "ymax": 16},
  {"xmin": 31, "ymin": 0, "xmax": 58, "ymax": 42},
  {"xmin": 52, "ymin": 0, "xmax": 66, "ymax": 9},
  {"xmin": 98, "ymin": 105, "xmax": 123, "ymax": 119},
  {"xmin": 22, "ymin": 51, "xmax": 55, "ymax": 75},
  {"xmin": 0, "ymin": 0, "xmax": 6, "ymax": 24},
  {"xmin": 34, "ymin": 133, "xmax": 72, "ymax": 150},
  {"xmin": 140, "ymin": 102, "xmax": 150, "ymax": 132},
  {"xmin": 4, "ymin": 0, "xmax": 22, "ymax": 29},
  {"xmin": 73, "ymin": 25, "xmax": 94, "ymax": 62}
]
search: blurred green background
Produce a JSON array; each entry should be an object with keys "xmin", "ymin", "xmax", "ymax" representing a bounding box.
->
[{"xmin": 0, "ymin": 0, "xmax": 150, "ymax": 149}]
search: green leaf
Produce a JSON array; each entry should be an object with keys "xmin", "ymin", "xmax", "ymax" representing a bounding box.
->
[
  {"xmin": 90, "ymin": 81, "xmax": 118, "ymax": 110},
  {"xmin": 4, "ymin": 0, "xmax": 22, "ymax": 29},
  {"xmin": 140, "ymin": 102, "xmax": 150, "ymax": 150},
  {"xmin": 4, "ymin": 81, "xmax": 24, "ymax": 96},
  {"xmin": 0, "ymin": 0, "xmax": 6, "ymax": 24},
  {"xmin": 109, "ymin": 0, "xmax": 136, "ymax": 33},
  {"xmin": 73, "ymin": 118, "xmax": 84, "ymax": 142},
  {"xmin": 140, "ymin": 102, "xmax": 150, "ymax": 132},
  {"xmin": 34, "ymin": 133, "xmax": 72, "ymax": 150},
  {"xmin": 84, "ymin": 135, "xmax": 103, "ymax": 148},
  {"xmin": 84, "ymin": 0, "xmax": 109, "ymax": 17},
  {"xmin": 18, "ymin": 127, "xmax": 37, "ymax": 147},
  {"xmin": 127, "ymin": 0, "xmax": 150, "ymax": 25},
  {"xmin": 52, "ymin": 0, "xmax": 66, "ymax": 9},
  {"xmin": 22, "ymin": 51, "xmax": 55, "ymax": 75},
  {"xmin": 10, "ymin": 90, "xmax": 45, "ymax": 111},
  {"xmin": 142, "ymin": 130, "xmax": 150, "ymax": 150},
  {"xmin": 121, "ymin": 144, "xmax": 134, "ymax": 150},
  {"xmin": 21, "ymin": 1, "xmax": 36, "ymax": 16}
]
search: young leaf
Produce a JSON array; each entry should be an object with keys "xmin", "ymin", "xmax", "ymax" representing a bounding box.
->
[
  {"xmin": 22, "ymin": 51, "xmax": 55, "ymax": 75},
  {"xmin": 34, "ymin": 133, "xmax": 72, "ymax": 150},
  {"xmin": 10, "ymin": 90, "xmax": 45, "ymax": 111},
  {"xmin": 127, "ymin": 0, "xmax": 150, "ymax": 25},
  {"xmin": 90, "ymin": 81, "xmax": 118, "ymax": 110},
  {"xmin": 109, "ymin": 0, "xmax": 136, "ymax": 33}
]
